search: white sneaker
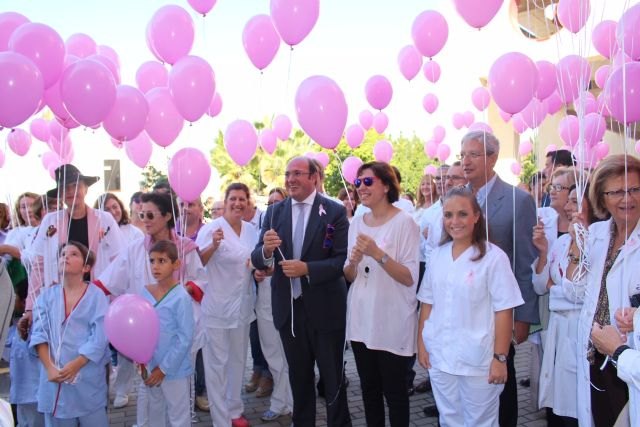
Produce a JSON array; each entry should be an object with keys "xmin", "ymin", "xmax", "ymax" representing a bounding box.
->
[{"xmin": 113, "ymin": 394, "xmax": 129, "ymax": 408}]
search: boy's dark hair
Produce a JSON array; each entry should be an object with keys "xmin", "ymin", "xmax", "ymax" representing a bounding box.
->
[
  {"xmin": 546, "ymin": 149, "xmax": 575, "ymax": 167},
  {"xmin": 60, "ymin": 241, "xmax": 96, "ymax": 268},
  {"xmin": 149, "ymin": 240, "xmax": 179, "ymax": 262}
]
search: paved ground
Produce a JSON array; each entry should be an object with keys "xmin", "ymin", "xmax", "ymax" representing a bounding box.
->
[{"xmin": 1, "ymin": 341, "xmax": 546, "ymax": 426}]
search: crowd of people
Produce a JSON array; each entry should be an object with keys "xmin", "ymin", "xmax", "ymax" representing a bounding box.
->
[{"xmin": 1, "ymin": 129, "xmax": 640, "ymax": 427}]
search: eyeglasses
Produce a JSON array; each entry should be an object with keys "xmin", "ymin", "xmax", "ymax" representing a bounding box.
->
[
  {"xmin": 212, "ymin": 207, "xmax": 224, "ymax": 211},
  {"xmin": 138, "ymin": 211, "xmax": 161, "ymax": 221},
  {"xmin": 323, "ymin": 224, "xmax": 335, "ymax": 249},
  {"xmin": 354, "ymin": 177, "xmax": 377, "ymax": 188},
  {"xmin": 603, "ymin": 187, "xmax": 640, "ymax": 199},
  {"xmin": 457, "ymin": 151, "xmax": 491, "ymax": 160},
  {"xmin": 446, "ymin": 175, "xmax": 466, "ymax": 182},
  {"xmin": 548, "ymin": 184, "xmax": 571, "ymax": 192},
  {"xmin": 284, "ymin": 171, "xmax": 312, "ymax": 179}
]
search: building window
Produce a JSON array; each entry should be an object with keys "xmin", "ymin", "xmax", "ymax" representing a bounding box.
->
[{"xmin": 104, "ymin": 159, "xmax": 121, "ymax": 192}]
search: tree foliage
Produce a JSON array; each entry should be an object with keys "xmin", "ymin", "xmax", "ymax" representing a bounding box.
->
[{"xmin": 139, "ymin": 165, "xmax": 167, "ymax": 191}]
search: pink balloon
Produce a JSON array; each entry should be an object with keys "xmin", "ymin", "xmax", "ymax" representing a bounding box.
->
[
  {"xmin": 224, "ymin": 120, "xmax": 258, "ymax": 166},
  {"xmin": 41, "ymin": 151, "xmax": 60, "ymax": 170},
  {"xmin": 187, "ymin": 0, "xmax": 217, "ymax": 16},
  {"xmin": 453, "ymin": 0, "xmax": 503, "ymax": 29},
  {"xmin": 110, "ymin": 137, "xmax": 123, "ymax": 149},
  {"xmin": 48, "ymin": 120, "xmax": 69, "ymax": 143},
  {"xmin": 295, "ymin": 76, "xmax": 348, "ymax": 149},
  {"xmin": 558, "ymin": 115, "xmax": 580, "ymax": 147},
  {"xmin": 488, "ymin": 52, "xmax": 538, "ymax": 114},
  {"xmin": 424, "ymin": 165, "xmax": 438, "ymax": 176},
  {"xmin": 30, "ymin": 118, "xmax": 50, "ymax": 142},
  {"xmin": 436, "ymin": 143, "xmax": 451, "ymax": 162},
  {"xmin": 315, "ymin": 152, "xmax": 330, "ymax": 168},
  {"xmin": 594, "ymin": 65, "xmax": 610, "ymax": 89},
  {"xmin": 544, "ymin": 91, "xmax": 564, "ymax": 115},
  {"xmin": 169, "ymin": 55, "xmax": 215, "ymax": 122},
  {"xmin": 422, "ymin": 60, "xmax": 441, "ymax": 83},
  {"xmin": 7, "ymin": 129, "xmax": 31, "ymax": 156},
  {"xmin": 605, "ymin": 62, "xmax": 640, "ymax": 124},
  {"xmin": 207, "ymin": 92, "xmax": 223, "ymax": 118},
  {"xmin": 103, "ymin": 85, "xmax": 149, "ymax": 142},
  {"xmin": 611, "ymin": 50, "xmax": 633, "ymax": 72},
  {"xmin": 518, "ymin": 140, "xmax": 532, "ymax": 156},
  {"xmin": 373, "ymin": 140, "xmax": 393, "ymax": 163},
  {"xmin": 359, "ymin": 110, "xmax": 373, "ymax": 130},
  {"xmin": 469, "ymin": 122, "xmax": 493, "ymax": 134},
  {"xmin": 60, "ymin": 59, "xmax": 116, "ymax": 127},
  {"xmin": 168, "ymin": 148, "xmax": 211, "ymax": 202},
  {"xmin": 65, "ymin": 33, "xmax": 96, "ymax": 58},
  {"xmin": 8, "ymin": 23, "xmax": 64, "ymax": 89},
  {"xmin": 535, "ymin": 60, "xmax": 557, "ymax": 101},
  {"xmin": 345, "ymin": 124, "xmax": 365, "ymax": 149},
  {"xmin": 425, "ymin": 140, "xmax": 437, "ymax": 158},
  {"xmin": 557, "ymin": 0, "xmax": 590, "ymax": 33},
  {"xmin": 594, "ymin": 142, "xmax": 609, "ymax": 160},
  {"xmin": 0, "ymin": 12, "xmax": 29, "ymax": 52},
  {"xmin": 596, "ymin": 92, "xmax": 611, "ymax": 118},
  {"xmin": 412, "ymin": 10, "xmax": 448, "ymax": 58},
  {"xmin": 510, "ymin": 161, "xmax": 522, "ymax": 176},
  {"xmin": 373, "ymin": 112, "xmax": 389, "ymax": 134},
  {"xmin": 576, "ymin": 91, "xmax": 597, "ymax": 115},
  {"xmin": 342, "ymin": 156, "xmax": 363, "ymax": 184},
  {"xmin": 462, "ymin": 111, "xmax": 475, "ymax": 127},
  {"xmin": 48, "ymin": 134, "xmax": 73, "ymax": 159},
  {"xmin": 520, "ymin": 98, "xmax": 547, "ymax": 129},
  {"xmin": 124, "ymin": 131, "xmax": 153, "ymax": 168},
  {"xmin": 273, "ymin": 114, "xmax": 292, "ymax": 140},
  {"xmin": 136, "ymin": 61, "xmax": 168, "ymax": 94},
  {"xmin": 105, "ymin": 294, "xmax": 160, "ymax": 364},
  {"xmin": 243, "ymin": 14, "xmax": 280, "ymax": 71},
  {"xmin": 43, "ymin": 55, "xmax": 78, "ymax": 125},
  {"xmin": 422, "ymin": 93, "xmax": 438, "ymax": 114},
  {"xmin": 270, "ymin": 0, "xmax": 319, "ymax": 47},
  {"xmin": 365, "ymin": 75, "xmax": 393, "ymax": 110},
  {"xmin": 147, "ymin": 5, "xmax": 194, "ymax": 65},
  {"xmin": 498, "ymin": 108, "xmax": 512, "ymax": 123},
  {"xmin": 592, "ymin": 20, "xmax": 618, "ymax": 59},
  {"xmin": 511, "ymin": 113, "xmax": 527, "ymax": 134},
  {"xmin": 556, "ymin": 55, "xmax": 591, "ymax": 103},
  {"xmin": 87, "ymin": 54, "xmax": 120, "ymax": 85},
  {"xmin": 260, "ymin": 128, "xmax": 278, "ymax": 154},
  {"xmin": 145, "ymin": 87, "xmax": 184, "ymax": 147},
  {"xmin": 0, "ymin": 51, "xmax": 44, "ymax": 128},
  {"xmin": 433, "ymin": 125, "xmax": 446, "ymax": 143},
  {"xmin": 452, "ymin": 112, "xmax": 464, "ymax": 129},
  {"xmin": 97, "ymin": 45, "xmax": 120, "ymax": 69},
  {"xmin": 471, "ymin": 87, "xmax": 490, "ymax": 111},
  {"xmin": 617, "ymin": 4, "xmax": 640, "ymax": 61},
  {"xmin": 397, "ymin": 45, "xmax": 422, "ymax": 81}
]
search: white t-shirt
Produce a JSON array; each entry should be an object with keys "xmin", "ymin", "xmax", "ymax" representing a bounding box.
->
[
  {"xmin": 196, "ymin": 217, "xmax": 257, "ymax": 328},
  {"xmin": 346, "ymin": 210, "xmax": 420, "ymax": 356},
  {"xmin": 418, "ymin": 242, "xmax": 524, "ymax": 376}
]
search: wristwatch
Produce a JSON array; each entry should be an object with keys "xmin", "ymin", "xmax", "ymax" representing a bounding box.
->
[
  {"xmin": 493, "ymin": 353, "xmax": 507, "ymax": 363},
  {"xmin": 613, "ymin": 345, "xmax": 630, "ymax": 362},
  {"xmin": 377, "ymin": 253, "xmax": 389, "ymax": 266}
]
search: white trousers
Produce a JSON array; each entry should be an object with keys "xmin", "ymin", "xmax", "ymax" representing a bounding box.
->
[
  {"xmin": 429, "ymin": 367, "xmax": 504, "ymax": 427},
  {"xmin": 257, "ymin": 314, "xmax": 293, "ymax": 414},
  {"xmin": 136, "ymin": 377, "xmax": 191, "ymax": 427},
  {"xmin": 112, "ymin": 352, "xmax": 134, "ymax": 398},
  {"xmin": 203, "ymin": 324, "xmax": 250, "ymax": 427}
]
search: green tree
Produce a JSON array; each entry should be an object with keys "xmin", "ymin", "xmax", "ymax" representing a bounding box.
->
[
  {"xmin": 139, "ymin": 165, "xmax": 167, "ymax": 191},
  {"xmin": 520, "ymin": 153, "xmax": 538, "ymax": 186}
]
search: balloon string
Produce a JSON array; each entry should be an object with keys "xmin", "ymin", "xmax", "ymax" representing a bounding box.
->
[
  {"xmin": 284, "ymin": 47, "xmax": 294, "ymax": 108},
  {"xmin": 331, "ymin": 150, "xmax": 354, "ymax": 209}
]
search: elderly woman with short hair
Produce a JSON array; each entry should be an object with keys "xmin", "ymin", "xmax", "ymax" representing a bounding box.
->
[{"xmin": 570, "ymin": 154, "xmax": 640, "ymax": 426}]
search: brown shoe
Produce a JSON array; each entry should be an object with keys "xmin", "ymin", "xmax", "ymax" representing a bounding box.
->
[
  {"xmin": 245, "ymin": 371, "xmax": 261, "ymax": 393},
  {"xmin": 255, "ymin": 376, "xmax": 274, "ymax": 398}
]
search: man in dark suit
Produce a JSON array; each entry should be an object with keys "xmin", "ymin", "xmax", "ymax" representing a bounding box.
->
[
  {"xmin": 460, "ymin": 131, "xmax": 538, "ymax": 427},
  {"xmin": 251, "ymin": 156, "xmax": 351, "ymax": 427}
]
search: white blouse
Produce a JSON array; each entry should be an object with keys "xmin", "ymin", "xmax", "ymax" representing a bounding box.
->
[
  {"xmin": 346, "ymin": 210, "xmax": 420, "ymax": 357},
  {"xmin": 418, "ymin": 242, "xmax": 524, "ymax": 376}
]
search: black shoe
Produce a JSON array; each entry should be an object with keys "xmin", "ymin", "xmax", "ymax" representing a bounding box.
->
[
  {"xmin": 407, "ymin": 387, "xmax": 415, "ymax": 397},
  {"xmin": 423, "ymin": 405, "xmax": 439, "ymax": 417},
  {"xmin": 415, "ymin": 379, "xmax": 432, "ymax": 393},
  {"xmin": 519, "ymin": 378, "xmax": 531, "ymax": 387}
]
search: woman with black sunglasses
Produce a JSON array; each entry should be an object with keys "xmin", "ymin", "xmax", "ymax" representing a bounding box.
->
[
  {"xmin": 95, "ymin": 191, "xmax": 207, "ymax": 425},
  {"xmin": 343, "ymin": 161, "xmax": 420, "ymax": 427}
]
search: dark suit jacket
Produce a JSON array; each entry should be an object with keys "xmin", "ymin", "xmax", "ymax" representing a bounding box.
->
[
  {"xmin": 251, "ymin": 193, "xmax": 348, "ymax": 332},
  {"xmin": 484, "ymin": 176, "xmax": 539, "ymax": 324}
]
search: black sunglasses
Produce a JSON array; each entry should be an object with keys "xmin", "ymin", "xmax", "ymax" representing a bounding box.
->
[
  {"xmin": 323, "ymin": 224, "xmax": 335, "ymax": 249},
  {"xmin": 138, "ymin": 211, "xmax": 158, "ymax": 221},
  {"xmin": 354, "ymin": 177, "xmax": 376, "ymax": 188}
]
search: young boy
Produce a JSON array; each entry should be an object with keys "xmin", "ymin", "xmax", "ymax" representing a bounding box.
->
[
  {"xmin": 138, "ymin": 240, "xmax": 194, "ymax": 427},
  {"xmin": 30, "ymin": 241, "xmax": 110, "ymax": 426}
]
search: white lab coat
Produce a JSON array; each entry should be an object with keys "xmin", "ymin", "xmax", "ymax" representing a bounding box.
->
[
  {"xmin": 617, "ymin": 309, "xmax": 640, "ymax": 426},
  {"xmin": 574, "ymin": 219, "xmax": 640, "ymax": 426}
]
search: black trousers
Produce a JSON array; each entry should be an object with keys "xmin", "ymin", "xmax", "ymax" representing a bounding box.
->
[
  {"xmin": 590, "ymin": 351, "xmax": 629, "ymax": 427},
  {"xmin": 499, "ymin": 344, "xmax": 518, "ymax": 427},
  {"xmin": 351, "ymin": 341, "xmax": 411, "ymax": 427},
  {"xmin": 279, "ymin": 298, "xmax": 351, "ymax": 427}
]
